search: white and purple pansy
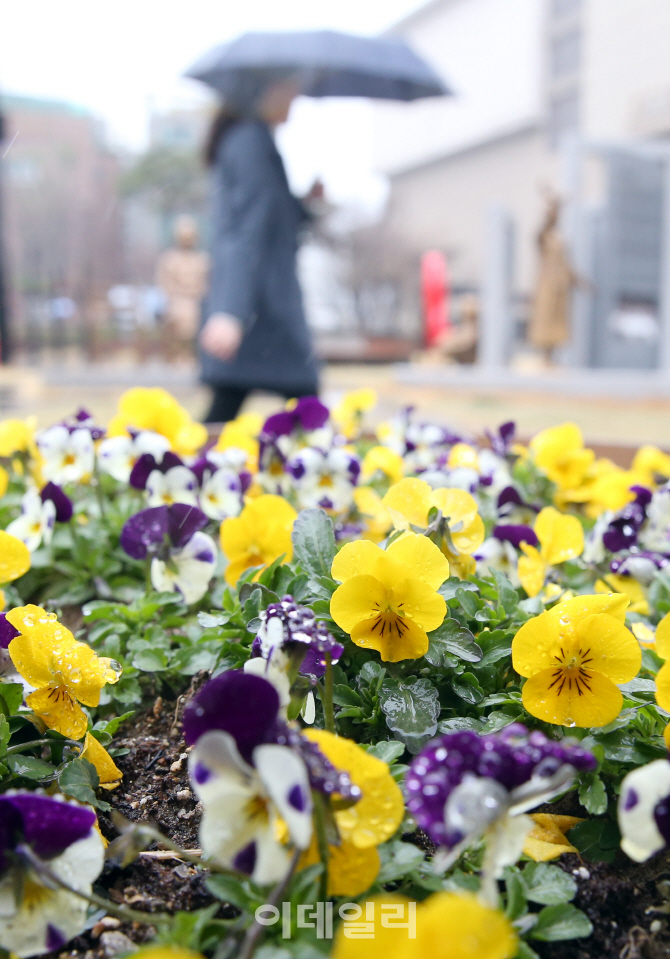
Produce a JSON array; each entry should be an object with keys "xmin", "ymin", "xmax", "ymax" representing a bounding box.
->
[
  {"xmin": 120, "ymin": 503, "xmax": 217, "ymax": 604},
  {"xmin": 475, "ymin": 525, "xmax": 537, "ymax": 587},
  {"xmin": 244, "ymin": 597, "xmax": 344, "ymax": 713},
  {"xmin": 258, "ymin": 398, "xmax": 332, "ymax": 490},
  {"xmin": 128, "ymin": 448, "xmax": 199, "ymax": 508},
  {"xmin": 0, "ymin": 791, "xmax": 105, "ymax": 958},
  {"xmin": 406, "ymin": 725, "xmax": 595, "ymax": 899},
  {"xmin": 97, "ymin": 430, "xmax": 172, "ymax": 483},
  {"xmin": 287, "ymin": 447, "xmax": 360, "ymax": 512},
  {"xmin": 618, "ymin": 758, "xmax": 670, "ymax": 862},
  {"xmin": 36, "ymin": 425, "xmax": 95, "ymax": 485},
  {"xmin": 485, "ymin": 421, "xmax": 516, "ymax": 458},
  {"xmin": 191, "ymin": 450, "xmax": 249, "ymax": 521},
  {"xmin": 62, "ymin": 407, "xmax": 106, "ymax": 441},
  {"xmin": 183, "ymin": 672, "xmax": 314, "ymax": 884},
  {"xmin": 6, "ymin": 489, "xmax": 56, "ymax": 553}
]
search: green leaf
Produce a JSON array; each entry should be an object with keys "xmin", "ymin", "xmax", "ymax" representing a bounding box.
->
[
  {"xmin": 332, "ymin": 685, "xmax": 363, "ymax": 707},
  {"xmin": 7, "ymin": 754, "xmax": 56, "ymax": 780},
  {"xmin": 568, "ymin": 818, "xmax": 620, "ymax": 863},
  {"xmin": 379, "ymin": 677, "xmax": 440, "ymax": 754},
  {"xmin": 515, "ymin": 943, "xmax": 541, "ymax": 959},
  {"xmin": 477, "ymin": 629, "xmax": 514, "ymax": 667},
  {"xmin": 132, "ymin": 648, "xmax": 169, "ymax": 671},
  {"xmin": 490, "ymin": 568, "xmax": 519, "ymax": 614},
  {"xmin": 452, "ymin": 672, "xmax": 485, "ymax": 704},
  {"xmin": 504, "ymin": 868, "xmax": 527, "ymax": 921},
  {"xmin": 0, "ymin": 683, "xmax": 24, "ymax": 717},
  {"xmin": 376, "ymin": 840, "xmax": 425, "ymax": 883},
  {"xmin": 529, "ymin": 903, "xmax": 593, "ymax": 941},
  {"xmin": 0, "ymin": 715, "xmax": 9, "ymax": 754},
  {"xmin": 365, "ymin": 740, "xmax": 406, "ymax": 764},
  {"xmin": 456, "ymin": 586, "xmax": 480, "ymax": 618},
  {"xmin": 425, "ymin": 619, "xmax": 482, "ymax": 665},
  {"xmin": 197, "ymin": 611, "xmax": 229, "ymax": 628},
  {"xmin": 439, "ymin": 578, "xmax": 479, "ymax": 601},
  {"xmin": 578, "ymin": 775, "xmax": 608, "ymax": 816},
  {"xmin": 93, "ymin": 711, "xmax": 134, "ymax": 737},
  {"xmin": 205, "ymin": 874, "xmax": 256, "ymax": 912},
  {"xmin": 522, "ymin": 863, "xmax": 577, "ymax": 905},
  {"xmin": 291, "ymin": 509, "xmax": 337, "ymax": 579},
  {"xmin": 59, "ymin": 758, "xmax": 110, "ymax": 810}
]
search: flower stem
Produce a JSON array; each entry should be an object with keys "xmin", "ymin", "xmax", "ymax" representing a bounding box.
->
[
  {"xmin": 92, "ymin": 463, "xmax": 107, "ymax": 520},
  {"xmin": 6, "ymin": 739, "xmax": 81, "ymax": 755},
  {"xmin": 145, "ymin": 556, "xmax": 153, "ymax": 594},
  {"xmin": 323, "ymin": 652, "xmax": 335, "ymax": 733},
  {"xmin": 17, "ymin": 844, "xmax": 171, "ymax": 927},
  {"xmin": 312, "ymin": 791, "xmax": 330, "ymax": 903},
  {"xmin": 237, "ymin": 847, "xmax": 301, "ymax": 959}
]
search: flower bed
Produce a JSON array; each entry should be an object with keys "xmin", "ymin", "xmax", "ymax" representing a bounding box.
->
[{"xmin": 2, "ymin": 388, "xmax": 670, "ymax": 959}]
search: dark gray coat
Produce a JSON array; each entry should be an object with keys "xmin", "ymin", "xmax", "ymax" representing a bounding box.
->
[{"xmin": 200, "ymin": 119, "xmax": 319, "ymax": 393}]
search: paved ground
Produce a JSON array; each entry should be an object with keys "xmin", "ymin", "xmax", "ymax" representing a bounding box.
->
[{"xmin": 2, "ymin": 357, "xmax": 670, "ymax": 449}]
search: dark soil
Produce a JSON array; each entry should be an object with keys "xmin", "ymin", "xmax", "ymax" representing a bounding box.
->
[{"xmin": 46, "ymin": 683, "xmax": 670, "ymax": 959}]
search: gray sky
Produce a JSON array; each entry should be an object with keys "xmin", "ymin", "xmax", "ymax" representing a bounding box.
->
[{"xmin": 1, "ymin": 0, "xmax": 426, "ymax": 208}]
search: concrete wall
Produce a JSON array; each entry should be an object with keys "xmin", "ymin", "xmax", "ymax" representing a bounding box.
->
[
  {"xmin": 374, "ymin": 0, "xmax": 544, "ymax": 175},
  {"xmin": 383, "ymin": 125, "xmax": 555, "ymax": 292},
  {"xmin": 583, "ymin": 0, "xmax": 670, "ymax": 139}
]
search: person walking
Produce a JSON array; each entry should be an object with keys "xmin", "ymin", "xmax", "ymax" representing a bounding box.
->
[{"xmin": 199, "ymin": 73, "xmax": 321, "ymax": 423}]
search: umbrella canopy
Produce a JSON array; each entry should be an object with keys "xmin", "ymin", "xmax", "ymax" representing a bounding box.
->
[{"xmin": 185, "ymin": 30, "xmax": 450, "ymax": 102}]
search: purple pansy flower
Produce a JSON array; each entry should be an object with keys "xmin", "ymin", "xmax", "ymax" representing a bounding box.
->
[
  {"xmin": 184, "ymin": 672, "xmax": 319, "ymax": 884},
  {"xmin": 40, "ymin": 481, "xmax": 73, "ymax": 523},
  {"xmin": 493, "ymin": 524, "xmax": 539, "ymax": 549},
  {"xmin": 0, "ymin": 612, "xmax": 20, "ymax": 650},
  {"xmin": 261, "ymin": 397, "xmax": 329, "ymax": 442},
  {"xmin": 129, "ymin": 450, "xmax": 184, "ymax": 490},
  {"xmin": 249, "ymin": 596, "xmax": 344, "ymax": 682},
  {"xmin": 0, "ymin": 792, "xmax": 105, "ymax": 957},
  {"xmin": 120, "ymin": 504, "xmax": 216, "ymax": 603},
  {"xmin": 618, "ymin": 758, "xmax": 670, "ymax": 862},
  {"xmin": 603, "ymin": 487, "xmax": 652, "ymax": 553},
  {"xmin": 406, "ymin": 725, "xmax": 594, "ymax": 888},
  {"xmin": 486, "ymin": 421, "xmax": 516, "ymax": 458}
]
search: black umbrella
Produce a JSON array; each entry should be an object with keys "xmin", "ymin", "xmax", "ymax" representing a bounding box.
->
[{"xmin": 185, "ymin": 30, "xmax": 450, "ymax": 102}]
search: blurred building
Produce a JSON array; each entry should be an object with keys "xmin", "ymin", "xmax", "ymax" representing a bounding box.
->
[
  {"xmin": 374, "ymin": 0, "xmax": 670, "ymax": 294},
  {"xmin": 1, "ymin": 94, "xmax": 123, "ymax": 352}
]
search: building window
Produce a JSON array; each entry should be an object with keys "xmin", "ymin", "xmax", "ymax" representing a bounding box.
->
[
  {"xmin": 550, "ymin": 29, "xmax": 582, "ymax": 79},
  {"xmin": 549, "ymin": 90, "xmax": 581, "ymax": 147}
]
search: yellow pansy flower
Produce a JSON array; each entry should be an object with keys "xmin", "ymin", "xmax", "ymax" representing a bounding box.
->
[
  {"xmin": 523, "ymin": 813, "xmax": 583, "ymax": 862},
  {"xmin": 353, "ymin": 486, "xmax": 392, "ymax": 543},
  {"xmin": 107, "ymin": 387, "xmax": 207, "ymax": 457},
  {"xmin": 301, "ymin": 730, "xmax": 404, "ymax": 896},
  {"xmin": 332, "ymin": 388, "xmax": 377, "ymax": 439},
  {"xmin": 332, "ymin": 892, "xmax": 517, "ymax": 959},
  {"xmin": 220, "ymin": 494, "xmax": 296, "ymax": 585},
  {"xmin": 0, "ymin": 531, "xmax": 31, "ymax": 611},
  {"xmin": 518, "ymin": 507, "xmax": 584, "ymax": 598},
  {"xmin": 632, "ymin": 445, "xmax": 670, "ymax": 485},
  {"xmin": 512, "ymin": 593, "xmax": 641, "ymax": 728},
  {"xmin": 652, "ymin": 612, "xmax": 670, "ymax": 729},
  {"xmin": 361, "ymin": 446, "xmax": 404, "ymax": 486},
  {"xmin": 330, "ymin": 534, "xmax": 449, "ymax": 662},
  {"xmin": 382, "ymin": 478, "xmax": 484, "ymax": 579},
  {"xmin": 81, "ymin": 732, "xmax": 123, "ymax": 789},
  {"xmin": 7, "ymin": 605, "xmax": 121, "ymax": 739},
  {"xmin": 561, "ymin": 460, "xmax": 640, "ymax": 517},
  {"xmin": 529, "ymin": 422, "xmax": 594, "ymax": 492},
  {"xmin": 596, "ymin": 574, "xmax": 648, "ymax": 615},
  {"xmin": 631, "ymin": 621, "xmax": 656, "ymax": 648},
  {"xmin": 214, "ymin": 412, "xmax": 261, "ymax": 472},
  {"xmin": 447, "ymin": 442, "xmax": 480, "ymax": 471},
  {"xmin": 0, "ymin": 416, "xmax": 37, "ymax": 458}
]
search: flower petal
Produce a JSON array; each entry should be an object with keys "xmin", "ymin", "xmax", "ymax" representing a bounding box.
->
[
  {"xmin": 300, "ymin": 836, "xmax": 381, "ymax": 897},
  {"xmin": 391, "ymin": 578, "xmax": 446, "ymax": 633},
  {"xmin": 386, "ymin": 533, "xmax": 450, "ymax": 590},
  {"xmin": 522, "ymin": 667, "xmax": 623, "ymax": 728},
  {"xmin": 655, "ymin": 611, "xmax": 670, "ymax": 661},
  {"xmin": 254, "ymin": 743, "xmax": 312, "ymax": 849},
  {"xmin": 618, "ymin": 759, "xmax": 670, "ymax": 862},
  {"xmin": 351, "ymin": 613, "xmax": 430, "ymax": 662},
  {"xmin": 382, "ymin": 477, "xmax": 433, "ymax": 529},
  {"xmin": 330, "ymin": 575, "xmax": 388, "ymax": 634},
  {"xmin": 535, "ymin": 507, "xmax": 584, "ymax": 565},
  {"xmin": 0, "ymin": 531, "xmax": 31, "ymax": 583},
  {"xmin": 26, "ymin": 686, "xmax": 89, "ymax": 738},
  {"xmin": 304, "ymin": 729, "xmax": 404, "ymax": 848},
  {"xmin": 574, "ymin": 614, "xmax": 641, "ymax": 684},
  {"xmin": 331, "ymin": 539, "xmax": 384, "ymax": 583},
  {"xmin": 655, "ymin": 660, "xmax": 670, "ymax": 712},
  {"xmin": 81, "ymin": 733, "xmax": 122, "ymax": 789},
  {"xmin": 518, "ymin": 544, "xmax": 546, "ymax": 598}
]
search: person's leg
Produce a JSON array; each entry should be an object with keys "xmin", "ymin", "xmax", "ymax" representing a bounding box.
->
[{"xmin": 204, "ymin": 386, "xmax": 249, "ymax": 423}]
